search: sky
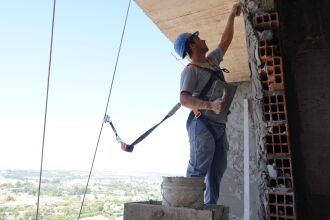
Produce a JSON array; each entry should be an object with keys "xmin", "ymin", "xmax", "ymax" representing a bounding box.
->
[{"xmin": 0, "ymin": 0, "xmax": 192, "ymax": 175}]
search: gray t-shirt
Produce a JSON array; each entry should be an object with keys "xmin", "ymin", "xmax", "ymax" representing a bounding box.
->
[{"xmin": 180, "ymin": 47, "xmax": 224, "ymax": 99}]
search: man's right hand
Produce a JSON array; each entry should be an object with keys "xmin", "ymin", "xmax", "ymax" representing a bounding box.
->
[
  {"xmin": 210, "ymin": 98, "xmax": 226, "ymax": 114},
  {"xmin": 181, "ymin": 92, "xmax": 226, "ymax": 114}
]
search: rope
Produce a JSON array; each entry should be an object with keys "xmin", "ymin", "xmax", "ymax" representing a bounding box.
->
[
  {"xmin": 171, "ymin": 52, "xmax": 186, "ymax": 67},
  {"xmin": 36, "ymin": 0, "xmax": 56, "ymax": 219},
  {"xmin": 77, "ymin": 0, "xmax": 132, "ymax": 218}
]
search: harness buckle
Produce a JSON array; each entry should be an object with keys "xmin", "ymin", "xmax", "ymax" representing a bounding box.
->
[
  {"xmin": 103, "ymin": 114, "xmax": 111, "ymax": 123},
  {"xmin": 195, "ymin": 111, "xmax": 201, "ymax": 118},
  {"xmin": 116, "ymin": 136, "xmax": 123, "ymax": 144},
  {"xmin": 192, "ymin": 109, "xmax": 202, "ymax": 118}
]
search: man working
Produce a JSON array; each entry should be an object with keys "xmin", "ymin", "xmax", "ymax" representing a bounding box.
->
[{"xmin": 174, "ymin": 3, "xmax": 240, "ymax": 205}]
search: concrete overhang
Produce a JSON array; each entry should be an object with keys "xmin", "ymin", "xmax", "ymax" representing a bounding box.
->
[{"xmin": 135, "ymin": 0, "xmax": 249, "ymax": 82}]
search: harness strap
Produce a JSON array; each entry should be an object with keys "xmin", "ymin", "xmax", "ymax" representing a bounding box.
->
[
  {"xmin": 187, "ymin": 111, "xmax": 218, "ymax": 141},
  {"xmin": 186, "ymin": 61, "xmax": 228, "ymax": 141},
  {"xmin": 105, "ymin": 103, "xmax": 181, "ymax": 152},
  {"xmin": 188, "ymin": 60, "xmax": 230, "ymax": 75},
  {"xmin": 187, "ymin": 61, "xmax": 225, "ymax": 117},
  {"xmin": 199, "ymin": 115, "xmax": 218, "ymax": 141}
]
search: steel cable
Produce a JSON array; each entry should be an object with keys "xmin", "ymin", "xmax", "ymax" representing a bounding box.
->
[
  {"xmin": 77, "ymin": 0, "xmax": 132, "ymax": 218},
  {"xmin": 36, "ymin": 0, "xmax": 56, "ymax": 219}
]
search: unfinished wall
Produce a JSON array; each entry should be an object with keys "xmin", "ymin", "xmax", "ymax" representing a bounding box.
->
[
  {"xmin": 222, "ymin": 1, "xmax": 330, "ymax": 219},
  {"xmin": 220, "ymin": 1, "xmax": 309, "ymax": 219},
  {"xmin": 219, "ymin": 81, "xmax": 259, "ymax": 220},
  {"xmin": 219, "ymin": 9, "xmax": 273, "ymax": 218}
]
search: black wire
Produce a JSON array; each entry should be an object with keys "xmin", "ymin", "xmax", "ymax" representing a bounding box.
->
[
  {"xmin": 36, "ymin": 0, "xmax": 56, "ymax": 219},
  {"xmin": 77, "ymin": 0, "xmax": 132, "ymax": 218}
]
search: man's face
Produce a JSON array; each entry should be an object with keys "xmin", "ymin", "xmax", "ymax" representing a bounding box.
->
[{"xmin": 191, "ymin": 35, "xmax": 209, "ymax": 54}]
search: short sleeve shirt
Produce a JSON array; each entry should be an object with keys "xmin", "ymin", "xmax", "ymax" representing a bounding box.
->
[{"xmin": 180, "ymin": 48, "xmax": 224, "ymax": 98}]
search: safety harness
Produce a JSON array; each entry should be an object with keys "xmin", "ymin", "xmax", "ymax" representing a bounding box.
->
[
  {"xmin": 104, "ymin": 60, "xmax": 229, "ymax": 152},
  {"xmin": 186, "ymin": 61, "xmax": 229, "ymax": 141}
]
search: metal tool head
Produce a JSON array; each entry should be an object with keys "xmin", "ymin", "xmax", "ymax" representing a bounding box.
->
[{"xmin": 221, "ymin": 88, "xmax": 227, "ymax": 101}]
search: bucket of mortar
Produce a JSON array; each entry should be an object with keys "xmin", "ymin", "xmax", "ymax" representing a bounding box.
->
[{"xmin": 161, "ymin": 176, "xmax": 205, "ymax": 209}]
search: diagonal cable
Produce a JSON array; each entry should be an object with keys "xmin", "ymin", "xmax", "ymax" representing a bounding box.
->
[
  {"xmin": 36, "ymin": 0, "xmax": 56, "ymax": 219},
  {"xmin": 77, "ymin": 0, "xmax": 132, "ymax": 218}
]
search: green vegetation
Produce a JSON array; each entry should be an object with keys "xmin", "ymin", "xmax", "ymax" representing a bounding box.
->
[{"xmin": 0, "ymin": 170, "xmax": 162, "ymax": 220}]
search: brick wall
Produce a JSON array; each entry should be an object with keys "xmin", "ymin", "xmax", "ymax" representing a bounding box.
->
[{"xmin": 255, "ymin": 4, "xmax": 297, "ymax": 220}]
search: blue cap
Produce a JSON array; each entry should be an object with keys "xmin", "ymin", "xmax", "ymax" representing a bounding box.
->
[{"xmin": 174, "ymin": 31, "xmax": 199, "ymax": 59}]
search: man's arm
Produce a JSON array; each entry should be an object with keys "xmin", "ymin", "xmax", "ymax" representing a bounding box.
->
[
  {"xmin": 218, "ymin": 3, "xmax": 240, "ymax": 55},
  {"xmin": 180, "ymin": 92, "xmax": 224, "ymax": 114}
]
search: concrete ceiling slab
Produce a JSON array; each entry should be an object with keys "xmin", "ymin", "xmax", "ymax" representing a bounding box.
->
[{"xmin": 135, "ymin": 0, "xmax": 250, "ymax": 82}]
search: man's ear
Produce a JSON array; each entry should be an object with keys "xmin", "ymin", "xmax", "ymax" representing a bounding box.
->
[{"xmin": 188, "ymin": 42, "xmax": 195, "ymax": 51}]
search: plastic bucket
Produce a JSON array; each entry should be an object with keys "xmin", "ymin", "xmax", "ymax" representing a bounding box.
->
[{"xmin": 161, "ymin": 176, "xmax": 205, "ymax": 209}]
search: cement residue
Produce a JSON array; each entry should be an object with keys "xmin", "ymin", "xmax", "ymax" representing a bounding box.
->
[
  {"xmin": 220, "ymin": 80, "xmax": 259, "ymax": 220},
  {"xmin": 244, "ymin": 9, "xmax": 269, "ymax": 220},
  {"xmin": 219, "ymin": 2, "xmax": 269, "ymax": 219}
]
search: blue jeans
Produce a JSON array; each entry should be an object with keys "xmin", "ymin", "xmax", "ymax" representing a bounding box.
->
[{"xmin": 186, "ymin": 117, "xmax": 228, "ymax": 205}]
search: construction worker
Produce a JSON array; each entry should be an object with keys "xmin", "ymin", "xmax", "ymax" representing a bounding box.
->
[{"xmin": 174, "ymin": 3, "xmax": 240, "ymax": 205}]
